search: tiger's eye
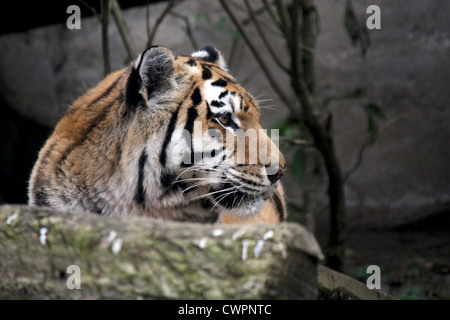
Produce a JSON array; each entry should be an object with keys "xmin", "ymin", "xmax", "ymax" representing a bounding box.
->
[{"xmin": 219, "ymin": 113, "xmax": 231, "ymax": 125}]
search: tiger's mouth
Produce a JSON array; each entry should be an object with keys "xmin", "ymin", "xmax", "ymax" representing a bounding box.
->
[
  {"xmin": 209, "ymin": 182, "xmax": 273, "ymax": 218},
  {"xmin": 211, "ymin": 182, "xmax": 249, "ymax": 210}
]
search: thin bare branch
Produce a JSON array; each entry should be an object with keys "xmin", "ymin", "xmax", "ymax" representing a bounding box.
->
[
  {"xmin": 279, "ymin": 136, "xmax": 313, "ymax": 146},
  {"xmin": 170, "ymin": 11, "xmax": 198, "ymax": 50},
  {"xmin": 229, "ymin": 1, "xmax": 265, "ymax": 25},
  {"xmin": 146, "ymin": 0, "xmax": 151, "ymax": 43},
  {"xmin": 274, "ymin": 0, "xmax": 291, "ymax": 44},
  {"xmin": 147, "ymin": 0, "xmax": 176, "ymax": 47},
  {"xmin": 101, "ymin": 0, "xmax": 111, "ymax": 76},
  {"xmin": 229, "ymin": 0, "xmax": 281, "ymax": 37},
  {"xmin": 301, "ymin": 0, "xmax": 318, "ymax": 93},
  {"xmin": 228, "ymin": 37, "xmax": 241, "ymax": 71},
  {"xmin": 79, "ymin": 0, "xmax": 101, "ymax": 21},
  {"xmin": 219, "ymin": 0, "xmax": 294, "ymax": 115},
  {"xmin": 111, "ymin": 0, "xmax": 138, "ymax": 61},
  {"xmin": 344, "ymin": 114, "xmax": 406, "ymax": 183},
  {"xmin": 289, "ymin": 0, "xmax": 302, "ymax": 96},
  {"xmin": 243, "ymin": 0, "xmax": 290, "ymax": 74},
  {"xmin": 262, "ymin": 0, "xmax": 282, "ymax": 31}
]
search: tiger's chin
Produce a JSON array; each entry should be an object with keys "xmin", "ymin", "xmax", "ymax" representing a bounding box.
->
[
  {"xmin": 222, "ymin": 196, "xmax": 265, "ymax": 219},
  {"xmin": 208, "ymin": 181, "xmax": 279, "ymax": 220}
]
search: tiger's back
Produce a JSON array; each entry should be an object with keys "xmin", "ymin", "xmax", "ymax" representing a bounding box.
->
[{"xmin": 29, "ymin": 46, "xmax": 286, "ymax": 224}]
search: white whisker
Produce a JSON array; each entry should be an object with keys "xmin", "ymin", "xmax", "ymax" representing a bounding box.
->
[
  {"xmin": 211, "ymin": 190, "xmax": 235, "ymax": 212},
  {"xmin": 190, "ymin": 186, "xmax": 237, "ymax": 201},
  {"xmin": 237, "ymin": 193, "xmax": 246, "ymax": 207}
]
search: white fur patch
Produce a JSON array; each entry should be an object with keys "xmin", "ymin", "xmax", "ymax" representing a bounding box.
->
[
  {"xmin": 191, "ymin": 50, "xmax": 209, "ymax": 59},
  {"xmin": 134, "ymin": 53, "xmax": 142, "ymax": 69},
  {"xmin": 231, "ymin": 114, "xmax": 241, "ymax": 127},
  {"xmin": 203, "ymin": 82, "xmax": 232, "ymax": 113},
  {"xmin": 231, "ymin": 95, "xmax": 242, "ymax": 112}
]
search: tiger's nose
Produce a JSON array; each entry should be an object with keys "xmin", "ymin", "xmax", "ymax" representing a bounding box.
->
[{"xmin": 267, "ymin": 164, "xmax": 287, "ymax": 184}]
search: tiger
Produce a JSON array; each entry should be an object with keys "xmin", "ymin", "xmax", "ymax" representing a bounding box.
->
[{"xmin": 28, "ymin": 45, "xmax": 286, "ymax": 224}]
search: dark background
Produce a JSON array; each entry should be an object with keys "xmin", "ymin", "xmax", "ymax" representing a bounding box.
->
[{"xmin": 0, "ymin": 1, "xmax": 155, "ymax": 35}]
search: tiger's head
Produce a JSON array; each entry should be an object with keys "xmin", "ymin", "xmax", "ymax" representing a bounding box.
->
[{"xmin": 128, "ymin": 45, "xmax": 286, "ymax": 222}]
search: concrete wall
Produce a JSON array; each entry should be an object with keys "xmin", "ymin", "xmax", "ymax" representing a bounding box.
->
[{"xmin": 1, "ymin": 0, "xmax": 448, "ymax": 225}]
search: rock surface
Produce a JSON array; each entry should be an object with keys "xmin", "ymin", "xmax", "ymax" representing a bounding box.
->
[{"xmin": 0, "ymin": 205, "xmax": 322, "ymax": 299}]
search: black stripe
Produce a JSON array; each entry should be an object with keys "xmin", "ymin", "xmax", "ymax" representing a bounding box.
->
[
  {"xmin": 211, "ymin": 100, "xmax": 225, "ymax": 108},
  {"xmin": 200, "ymin": 198, "xmax": 214, "ymax": 209},
  {"xmin": 58, "ymin": 104, "xmax": 111, "ymax": 165},
  {"xmin": 185, "ymin": 107, "xmax": 199, "ymax": 135},
  {"xmin": 66, "ymin": 73, "xmax": 121, "ymax": 115},
  {"xmin": 230, "ymin": 121, "xmax": 239, "ymax": 131},
  {"xmin": 202, "ymin": 65, "xmax": 212, "ymax": 80},
  {"xmin": 159, "ymin": 103, "xmax": 181, "ymax": 166},
  {"xmin": 211, "ymin": 79, "xmax": 227, "ymax": 87},
  {"xmin": 249, "ymin": 99, "xmax": 258, "ymax": 111},
  {"xmin": 219, "ymin": 90, "xmax": 228, "ymax": 99},
  {"xmin": 192, "ymin": 151, "xmax": 203, "ymax": 163},
  {"xmin": 271, "ymin": 190, "xmax": 286, "ymax": 222},
  {"xmin": 94, "ymin": 203, "xmax": 104, "ymax": 215},
  {"xmin": 182, "ymin": 106, "xmax": 199, "ymax": 167},
  {"xmin": 126, "ymin": 67, "xmax": 142, "ymax": 108},
  {"xmin": 160, "ymin": 169, "xmax": 188, "ymax": 193},
  {"xmin": 186, "ymin": 58, "xmax": 196, "ymax": 66},
  {"xmin": 135, "ymin": 150, "xmax": 147, "ymax": 207},
  {"xmin": 191, "ymin": 87, "xmax": 202, "ymax": 106},
  {"xmin": 208, "ymin": 65, "xmax": 236, "ymax": 83},
  {"xmin": 33, "ymin": 187, "xmax": 50, "ymax": 207},
  {"xmin": 117, "ymin": 90, "xmax": 125, "ymax": 105},
  {"xmin": 161, "ymin": 169, "xmax": 175, "ymax": 188},
  {"xmin": 206, "ymin": 102, "xmax": 212, "ymax": 119},
  {"xmin": 200, "ymin": 46, "xmax": 219, "ymax": 63},
  {"xmin": 39, "ymin": 142, "xmax": 57, "ymax": 167},
  {"xmin": 90, "ymin": 76, "xmax": 122, "ymax": 108},
  {"xmin": 58, "ymin": 76, "xmax": 123, "ymax": 165}
]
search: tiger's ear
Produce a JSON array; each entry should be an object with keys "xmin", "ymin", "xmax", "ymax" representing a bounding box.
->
[
  {"xmin": 191, "ymin": 46, "xmax": 228, "ymax": 72},
  {"xmin": 128, "ymin": 46, "xmax": 175, "ymax": 104}
]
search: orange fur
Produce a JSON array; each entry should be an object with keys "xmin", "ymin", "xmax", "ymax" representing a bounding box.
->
[{"xmin": 28, "ymin": 46, "xmax": 287, "ymax": 223}]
